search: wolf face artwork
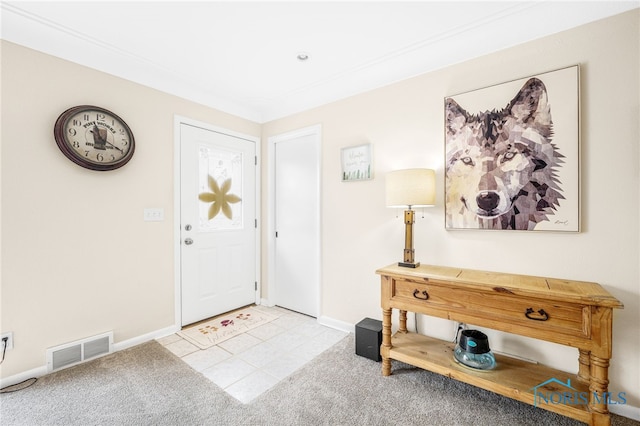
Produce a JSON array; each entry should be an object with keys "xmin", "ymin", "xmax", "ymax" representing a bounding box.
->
[{"xmin": 445, "ymin": 78, "xmax": 565, "ymax": 230}]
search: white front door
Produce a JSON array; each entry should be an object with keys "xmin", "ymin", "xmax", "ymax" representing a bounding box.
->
[
  {"xmin": 270, "ymin": 126, "xmax": 321, "ymax": 317},
  {"xmin": 180, "ymin": 123, "xmax": 257, "ymax": 326}
]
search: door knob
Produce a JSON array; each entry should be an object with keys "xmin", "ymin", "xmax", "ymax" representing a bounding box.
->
[
  {"xmin": 184, "ymin": 224, "xmax": 192, "ymax": 231},
  {"xmin": 184, "ymin": 238, "xmax": 194, "ymax": 245}
]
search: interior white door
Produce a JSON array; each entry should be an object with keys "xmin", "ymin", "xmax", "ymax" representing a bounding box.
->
[
  {"xmin": 273, "ymin": 131, "xmax": 320, "ymax": 317},
  {"xmin": 180, "ymin": 123, "xmax": 256, "ymax": 326}
]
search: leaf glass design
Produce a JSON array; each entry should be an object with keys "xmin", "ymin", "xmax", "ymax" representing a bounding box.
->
[{"xmin": 198, "ymin": 145, "xmax": 243, "ymax": 231}]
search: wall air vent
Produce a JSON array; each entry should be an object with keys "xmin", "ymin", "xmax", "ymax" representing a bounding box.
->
[{"xmin": 46, "ymin": 331, "xmax": 113, "ymax": 372}]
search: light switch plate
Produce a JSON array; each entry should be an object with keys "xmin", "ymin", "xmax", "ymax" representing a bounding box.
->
[{"xmin": 144, "ymin": 208, "xmax": 164, "ymax": 222}]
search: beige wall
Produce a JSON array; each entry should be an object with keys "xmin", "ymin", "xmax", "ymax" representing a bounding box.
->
[
  {"xmin": 262, "ymin": 10, "xmax": 639, "ymax": 409},
  {"xmin": 1, "ymin": 8, "xmax": 639, "ymax": 417},
  {"xmin": 0, "ymin": 40, "xmax": 260, "ymax": 378}
]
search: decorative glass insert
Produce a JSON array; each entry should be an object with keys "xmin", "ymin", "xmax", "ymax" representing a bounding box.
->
[{"xmin": 197, "ymin": 145, "xmax": 243, "ymax": 231}]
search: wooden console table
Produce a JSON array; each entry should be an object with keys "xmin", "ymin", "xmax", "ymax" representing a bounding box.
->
[{"xmin": 377, "ymin": 264, "xmax": 623, "ymax": 426}]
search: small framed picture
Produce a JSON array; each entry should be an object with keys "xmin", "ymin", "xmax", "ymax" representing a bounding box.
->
[{"xmin": 341, "ymin": 143, "xmax": 373, "ymax": 182}]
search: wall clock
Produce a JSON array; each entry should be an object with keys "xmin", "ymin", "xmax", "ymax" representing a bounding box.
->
[{"xmin": 54, "ymin": 105, "xmax": 135, "ymax": 171}]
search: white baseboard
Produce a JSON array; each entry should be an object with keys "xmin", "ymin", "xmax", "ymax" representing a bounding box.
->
[
  {"xmin": 610, "ymin": 402, "xmax": 640, "ymax": 422},
  {"xmin": 112, "ymin": 325, "xmax": 179, "ymax": 352},
  {"xmin": 259, "ymin": 298, "xmax": 274, "ymax": 307},
  {"xmin": 317, "ymin": 315, "xmax": 354, "ymax": 334},
  {"xmin": 259, "ymin": 301, "xmax": 351, "ymax": 333},
  {"xmin": 0, "ymin": 365, "xmax": 47, "ymax": 390}
]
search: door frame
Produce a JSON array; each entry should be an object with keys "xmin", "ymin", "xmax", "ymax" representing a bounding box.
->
[
  {"xmin": 267, "ymin": 124, "xmax": 322, "ymax": 316},
  {"xmin": 173, "ymin": 115, "xmax": 261, "ymax": 328}
]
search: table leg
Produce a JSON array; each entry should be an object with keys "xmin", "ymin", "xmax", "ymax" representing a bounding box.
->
[
  {"xmin": 382, "ymin": 308, "xmax": 392, "ymax": 376},
  {"xmin": 589, "ymin": 353, "xmax": 611, "ymax": 426},
  {"xmin": 399, "ymin": 310, "xmax": 408, "ymax": 333},
  {"xmin": 577, "ymin": 349, "xmax": 591, "ymax": 384}
]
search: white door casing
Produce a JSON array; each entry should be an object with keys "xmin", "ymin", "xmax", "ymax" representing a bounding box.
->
[
  {"xmin": 175, "ymin": 118, "xmax": 259, "ymax": 327},
  {"xmin": 268, "ymin": 125, "xmax": 321, "ymax": 317}
]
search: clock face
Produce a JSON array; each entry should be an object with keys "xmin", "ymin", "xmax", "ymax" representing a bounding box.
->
[{"xmin": 54, "ymin": 105, "xmax": 135, "ymax": 171}]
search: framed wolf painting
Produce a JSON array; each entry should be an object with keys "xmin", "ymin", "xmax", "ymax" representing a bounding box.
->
[{"xmin": 444, "ymin": 65, "xmax": 580, "ymax": 232}]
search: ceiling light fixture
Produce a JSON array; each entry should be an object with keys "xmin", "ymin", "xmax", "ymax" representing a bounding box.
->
[{"xmin": 296, "ymin": 53, "xmax": 310, "ymax": 62}]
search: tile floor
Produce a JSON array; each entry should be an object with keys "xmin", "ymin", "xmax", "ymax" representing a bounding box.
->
[{"xmin": 156, "ymin": 305, "xmax": 349, "ymax": 404}]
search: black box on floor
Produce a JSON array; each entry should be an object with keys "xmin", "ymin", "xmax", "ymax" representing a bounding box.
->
[{"xmin": 355, "ymin": 318, "xmax": 382, "ymax": 362}]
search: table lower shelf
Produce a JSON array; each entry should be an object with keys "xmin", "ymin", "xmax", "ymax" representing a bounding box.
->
[{"xmin": 386, "ymin": 332, "xmax": 595, "ymax": 423}]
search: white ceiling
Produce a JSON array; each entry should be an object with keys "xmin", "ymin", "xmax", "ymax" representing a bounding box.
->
[{"xmin": 2, "ymin": 1, "xmax": 638, "ymax": 123}]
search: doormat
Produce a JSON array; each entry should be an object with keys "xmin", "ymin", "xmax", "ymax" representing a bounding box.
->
[{"xmin": 178, "ymin": 307, "xmax": 279, "ymax": 349}]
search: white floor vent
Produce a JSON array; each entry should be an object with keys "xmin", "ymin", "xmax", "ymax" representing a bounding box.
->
[{"xmin": 46, "ymin": 331, "xmax": 113, "ymax": 372}]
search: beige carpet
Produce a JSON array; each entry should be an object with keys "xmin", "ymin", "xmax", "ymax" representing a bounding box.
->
[
  {"xmin": 177, "ymin": 306, "xmax": 278, "ymax": 349},
  {"xmin": 2, "ymin": 335, "xmax": 639, "ymax": 425}
]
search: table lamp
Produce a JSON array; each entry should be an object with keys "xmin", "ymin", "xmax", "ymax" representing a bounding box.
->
[{"xmin": 385, "ymin": 168, "xmax": 435, "ymax": 268}]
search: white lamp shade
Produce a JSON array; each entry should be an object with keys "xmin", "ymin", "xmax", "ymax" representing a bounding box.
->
[{"xmin": 386, "ymin": 168, "xmax": 436, "ymax": 208}]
